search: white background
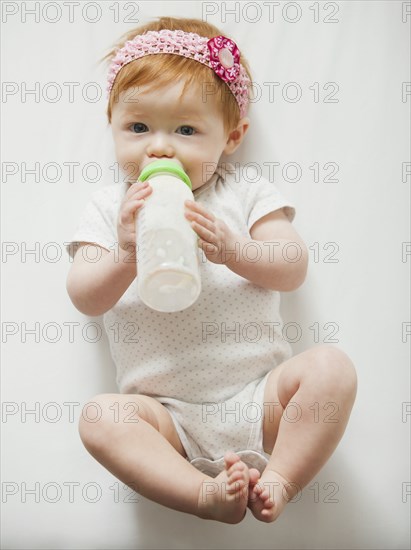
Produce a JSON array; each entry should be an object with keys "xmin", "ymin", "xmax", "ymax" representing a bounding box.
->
[{"xmin": 1, "ymin": 1, "xmax": 410, "ymax": 548}]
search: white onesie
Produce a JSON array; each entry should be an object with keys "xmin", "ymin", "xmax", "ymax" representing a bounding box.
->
[{"xmin": 66, "ymin": 162, "xmax": 296, "ymax": 476}]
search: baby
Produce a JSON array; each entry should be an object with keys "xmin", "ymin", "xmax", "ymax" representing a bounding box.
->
[{"xmin": 66, "ymin": 16, "xmax": 357, "ymax": 524}]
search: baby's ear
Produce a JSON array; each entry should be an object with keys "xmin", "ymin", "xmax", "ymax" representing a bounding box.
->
[{"xmin": 224, "ymin": 117, "xmax": 250, "ymax": 155}]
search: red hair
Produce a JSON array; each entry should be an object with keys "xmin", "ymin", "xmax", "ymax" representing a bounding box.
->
[{"xmin": 101, "ymin": 16, "xmax": 252, "ymax": 134}]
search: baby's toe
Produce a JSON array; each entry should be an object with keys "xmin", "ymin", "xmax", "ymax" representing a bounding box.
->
[
  {"xmin": 252, "ymin": 484, "xmax": 274, "ymax": 506},
  {"xmin": 224, "ymin": 451, "xmax": 240, "ymax": 468},
  {"xmin": 263, "ymin": 497, "xmax": 275, "ymax": 508},
  {"xmin": 249, "ymin": 468, "xmax": 260, "ymax": 485},
  {"xmin": 228, "ymin": 469, "xmax": 244, "ymax": 483},
  {"xmin": 226, "ymin": 478, "xmax": 246, "ymax": 494},
  {"xmin": 259, "ymin": 488, "xmax": 270, "ymax": 500},
  {"xmin": 228, "ymin": 461, "xmax": 245, "ymax": 477},
  {"xmin": 253, "ymin": 483, "xmax": 263, "ymax": 496},
  {"xmin": 259, "ymin": 491, "xmax": 274, "ymax": 508}
]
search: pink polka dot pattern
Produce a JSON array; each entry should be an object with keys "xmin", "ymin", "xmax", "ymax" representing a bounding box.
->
[{"xmin": 66, "ymin": 162, "xmax": 296, "ymax": 461}]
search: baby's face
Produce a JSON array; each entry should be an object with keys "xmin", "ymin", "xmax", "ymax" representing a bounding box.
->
[{"xmin": 110, "ymin": 80, "xmax": 232, "ymax": 190}]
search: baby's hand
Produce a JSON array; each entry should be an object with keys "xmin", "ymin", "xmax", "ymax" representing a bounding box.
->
[
  {"xmin": 117, "ymin": 180, "xmax": 152, "ymax": 257},
  {"xmin": 184, "ymin": 200, "xmax": 237, "ymax": 265}
]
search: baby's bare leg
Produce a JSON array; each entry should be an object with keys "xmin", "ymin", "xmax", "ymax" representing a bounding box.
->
[
  {"xmin": 78, "ymin": 393, "xmax": 249, "ymax": 523},
  {"xmin": 249, "ymin": 344, "xmax": 357, "ymax": 522}
]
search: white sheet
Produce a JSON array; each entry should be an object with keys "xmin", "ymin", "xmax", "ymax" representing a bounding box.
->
[{"xmin": 2, "ymin": 1, "xmax": 410, "ymax": 548}]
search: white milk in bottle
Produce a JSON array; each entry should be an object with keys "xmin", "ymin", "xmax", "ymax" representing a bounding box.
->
[{"xmin": 135, "ymin": 159, "xmax": 202, "ymax": 312}]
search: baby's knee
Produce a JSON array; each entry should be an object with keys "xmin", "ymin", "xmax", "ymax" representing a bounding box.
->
[
  {"xmin": 78, "ymin": 393, "xmax": 120, "ymax": 453},
  {"xmin": 309, "ymin": 345, "xmax": 358, "ymax": 396}
]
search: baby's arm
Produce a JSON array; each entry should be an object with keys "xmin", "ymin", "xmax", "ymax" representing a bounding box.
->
[
  {"xmin": 66, "ymin": 180, "xmax": 152, "ymax": 316},
  {"xmin": 184, "ymin": 200, "xmax": 307, "ymax": 292},
  {"xmin": 66, "ymin": 244, "xmax": 136, "ymax": 316},
  {"xmin": 226, "ymin": 209, "xmax": 308, "ymax": 292}
]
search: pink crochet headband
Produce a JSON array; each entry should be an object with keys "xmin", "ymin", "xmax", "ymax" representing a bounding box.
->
[{"xmin": 107, "ymin": 29, "xmax": 251, "ymax": 118}]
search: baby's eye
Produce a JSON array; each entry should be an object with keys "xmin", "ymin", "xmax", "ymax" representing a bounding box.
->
[
  {"xmin": 131, "ymin": 123, "xmax": 148, "ymax": 133},
  {"xmin": 177, "ymin": 126, "xmax": 196, "ymax": 136}
]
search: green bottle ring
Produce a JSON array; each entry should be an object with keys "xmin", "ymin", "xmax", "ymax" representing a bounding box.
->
[{"xmin": 138, "ymin": 160, "xmax": 192, "ymax": 190}]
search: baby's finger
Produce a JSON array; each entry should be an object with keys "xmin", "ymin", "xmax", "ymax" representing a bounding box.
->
[
  {"xmin": 125, "ymin": 185, "xmax": 152, "ymax": 204},
  {"xmin": 135, "ymin": 185, "xmax": 152, "ymax": 199},
  {"xmin": 190, "ymin": 220, "xmax": 215, "ymax": 244},
  {"xmin": 126, "ymin": 181, "xmax": 150, "ymax": 199},
  {"xmin": 119, "ymin": 199, "xmax": 145, "ymax": 225},
  {"xmin": 186, "ymin": 213, "xmax": 214, "ymax": 233},
  {"xmin": 185, "ymin": 200, "xmax": 215, "ymax": 222}
]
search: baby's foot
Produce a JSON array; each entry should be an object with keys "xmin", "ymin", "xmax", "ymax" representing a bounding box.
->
[
  {"xmin": 248, "ymin": 468, "xmax": 295, "ymax": 523},
  {"xmin": 197, "ymin": 451, "xmax": 250, "ymax": 524}
]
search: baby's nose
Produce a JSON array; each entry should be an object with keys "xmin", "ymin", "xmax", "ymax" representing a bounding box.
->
[{"xmin": 146, "ymin": 134, "xmax": 174, "ymax": 158}]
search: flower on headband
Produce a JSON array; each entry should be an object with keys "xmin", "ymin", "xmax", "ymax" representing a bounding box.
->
[{"xmin": 207, "ymin": 35, "xmax": 240, "ymax": 83}]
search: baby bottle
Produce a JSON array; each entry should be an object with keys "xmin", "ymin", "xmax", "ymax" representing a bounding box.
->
[{"xmin": 135, "ymin": 159, "xmax": 202, "ymax": 313}]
